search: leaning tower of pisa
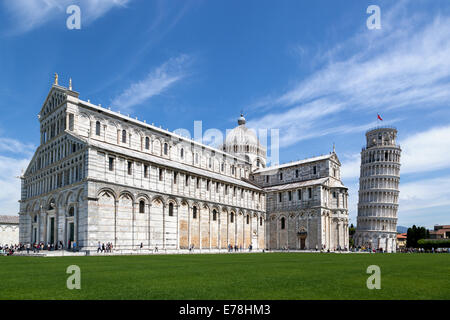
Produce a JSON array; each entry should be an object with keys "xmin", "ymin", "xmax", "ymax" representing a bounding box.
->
[{"xmin": 354, "ymin": 127, "xmax": 401, "ymax": 252}]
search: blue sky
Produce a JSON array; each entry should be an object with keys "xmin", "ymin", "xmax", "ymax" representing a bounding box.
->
[{"xmin": 0, "ymin": 0, "xmax": 449, "ymax": 229}]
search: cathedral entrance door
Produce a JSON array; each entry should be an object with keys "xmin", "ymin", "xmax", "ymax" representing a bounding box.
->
[
  {"xmin": 49, "ymin": 217, "xmax": 55, "ymax": 244},
  {"xmin": 297, "ymin": 228, "xmax": 307, "ymax": 250},
  {"xmin": 300, "ymin": 237, "xmax": 306, "ymax": 250},
  {"xmin": 67, "ymin": 222, "xmax": 74, "ymax": 247}
]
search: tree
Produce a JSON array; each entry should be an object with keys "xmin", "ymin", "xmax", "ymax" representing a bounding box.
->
[
  {"xmin": 349, "ymin": 224, "xmax": 356, "ymax": 236},
  {"xmin": 349, "ymin": 224, "xmax": 356, "ymax": 247},
  {"xmin": 406, "ymin": 225, "xmax": 428, "ymax": 248}
]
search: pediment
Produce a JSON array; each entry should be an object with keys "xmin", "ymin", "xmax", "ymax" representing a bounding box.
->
[
  {"xmin": 330, "ymin": 152, "xmax": 341, "ymax": 166},
  {"xmin": 39, "ymin": 86, "xmax": 68, "ymax": 119},
  {"xmin": 39, "ymin": 84, "xmax": 79, "ymax": 119},
  {"xmin": 23, "ymin": 132, "xmax": 87, "ymax": 177}
]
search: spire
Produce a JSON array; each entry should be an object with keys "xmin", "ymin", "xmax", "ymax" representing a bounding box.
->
[
  {"xmin": 238, "ymin": 113, "xmax": 246, "ymax": 125},
  {"xmin": 69, "ymin": 78, "xmax": 72, "ymax": 90},
  {"xmin": 54, "ymin": 73, "xmax": 59, "ymax": 85},
  {"xmin": 333, "ymin": 142, "xmax": 336, "ymax": 153}
]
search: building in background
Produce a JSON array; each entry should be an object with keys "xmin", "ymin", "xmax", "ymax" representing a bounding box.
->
[
  {"xmin": 396, "ymin": 232, "xmax": 407, "ymax": 250},
  {"xmin": 0, "ymin": 215, "xmax": 19, "ymax": 246},
  {"xmin": 429, "ymin": 225, "xmax": 450, "ymax": 239},
  {"xmin": 354, "ymin": 127, "xmax": 401, "ymax": 252}
]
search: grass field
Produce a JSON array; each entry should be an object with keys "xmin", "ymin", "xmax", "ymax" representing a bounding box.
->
[{"xmin": 0, "ymin": 252, "xmax": 449, "ymax": 300}]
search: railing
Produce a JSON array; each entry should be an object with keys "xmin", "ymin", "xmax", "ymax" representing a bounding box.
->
[
  {"xmin": 365, "ymin": 126, "xmax": 397, "ymax": 134},
  {"xmin": 361, "ymin": 144, "xmax": 401, "ymax": 151}
]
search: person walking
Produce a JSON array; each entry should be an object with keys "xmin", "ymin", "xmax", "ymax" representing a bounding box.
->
[{"xmin": 97, "ymin": 242, "xmax": 101, "ymax": 253}]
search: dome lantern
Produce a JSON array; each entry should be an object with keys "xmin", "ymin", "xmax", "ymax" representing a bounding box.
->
[{"xmin": 237, "ymin": 114, "xmax": 246, "ymax": 125}]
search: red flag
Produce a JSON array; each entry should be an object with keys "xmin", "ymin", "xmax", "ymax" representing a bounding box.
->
[{"xmin": 377, "ymin": 114, "xmax": 383, "ymax": 121}]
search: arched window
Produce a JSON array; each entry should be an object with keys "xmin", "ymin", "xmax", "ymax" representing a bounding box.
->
[
  {"xmin": 169, "ymin": 203, "xmax": 174, "ymax": 216},
  {"xmin": 193, "ymin": 206, "xmax": 197, "ymax": 219},
  {"xmin": 256, "ymin": 158, "xmax": 260, "ymax": 167},
  {"xmin": 260, "ymin": 216, "xmax": 263, "ymax": 226},
  {"xmin": 95, "ymin": 121, "xmax": 101, "ymax": 136},
  {"xmin": 213, "ymin": 209, "xmax": 217, "ymax": 221},
  {"xmin": 281, "ymin": 217, "xmax": 286, "ymax": 229},
  {"xmin": 122, "ymin": 130, "xmax": 127, "ymax": 143},
  {"xmin": 246, "ymin": 215, "xmax": 249, "ymax": 224},
  {"xmin": 163, "ymin": 143, "xmax": 168, "ymax": 155},
  {"xmin": 68, "ymin": 207, "xmax": 74, "ymax": 217},
  {"xmin": 180, "ymin": 148, "xmax": 184, "ymax": 159},
  {"xmin": 246, "ymin": 145, "xmax": 250, "ymax": 152},
  {"xmin": 139, "ymin": 200, "xmax": 145, "ymax": 214},
  {"xmin": 145, "ymin": 137, "xmax": 150, "ymax": 150},
  {"xmin": 230, "ymin": 212, "xmax": 234, "ymax": 223},
  {"xmin": 34, "ymin": 215, "xmax": 38, "ymax": 223}
]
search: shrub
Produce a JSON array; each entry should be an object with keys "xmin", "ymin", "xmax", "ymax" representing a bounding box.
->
[{"xmin": 417, "ymin": 239, "xmax": 450, "ymax": 249}]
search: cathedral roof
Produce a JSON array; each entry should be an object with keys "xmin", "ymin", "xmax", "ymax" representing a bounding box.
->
[
  {"xmin": 80, "ymin": 135, "xmax": 263, "ymax": 192},
  {"xmin": 263, "ymin": 177, "xmax": 346, "ymax": 192},
  {"xmin": 254, "ymin": 153, "xmax": 337, "ymax": 173},
  {"xmin": 0, "ymin": 215, "xmax": 19, "ymax": 224}
]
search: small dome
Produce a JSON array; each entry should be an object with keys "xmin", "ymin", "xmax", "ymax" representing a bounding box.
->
[{"xmin": 226, "ymin": 125, "xmax": 259, "ymax": 146}]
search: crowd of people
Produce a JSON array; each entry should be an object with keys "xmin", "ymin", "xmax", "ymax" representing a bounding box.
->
[
  {"xmin": 397, "ymin": 247, "xmax": 450, "ymax": 253},
  {"xmin": 226, "ymin": 244, "xmax": 253, "ymax": 252},
  {"xmin": 0, "ymin": 241, "xmax": 82, "ymax": 255},
  {"xmin": 96, "ymin": 242, "xmax": 114, "ymax": 253},
  {"xmin": 3, "ymin": 241, "xmax": 448, "ymax": 255}
]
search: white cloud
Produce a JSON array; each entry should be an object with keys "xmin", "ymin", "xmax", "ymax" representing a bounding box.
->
[
  {"xmin": 247, "ymin": 5, "xmax": 450, "ymax": 146},
  {"xmin": 398, "ymin": 175, "xmax": 450, "ymax": 228},
  {"xmin": 2, "ymin": 0, "xmax": 130, "ymax": 34},
  {"xmin": 0, "ymin": 138, "xmax": 36, "ymax": 156},
  {"xmin": 0, "ymin": 155, "xmax": 30, "ymax": 215},
  {"xmin": 111, "ymin": 54, "xmax": 190, "ymax": 111},
  {"xmin": 341, "ymin": 154, "xmax": 361, "ymax": 180},
  {"xmin": 401, "ymin": 125, "xmax": 450, "ymax": 174}
]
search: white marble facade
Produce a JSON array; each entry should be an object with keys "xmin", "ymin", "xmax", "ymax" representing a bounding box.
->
[
  {"xmin": 19, "ymin": 81, "xmax": 349, "ymax": 252},
  {"xmin": 0, "ymin": 216, "xmax": 19, "ymax": 246}
]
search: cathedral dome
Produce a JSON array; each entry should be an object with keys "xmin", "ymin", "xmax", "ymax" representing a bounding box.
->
[
  {"xmin": 226, "ymin": 117, "xmax": 259, "ymax": 146},
  {"xmin": 222, "ymin": 114, "xmax": 267, "ymax": 169}
]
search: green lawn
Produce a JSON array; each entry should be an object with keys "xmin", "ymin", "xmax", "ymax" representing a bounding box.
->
[{"xmin": 0, "ymin": 253, "xmax": 449, "ymax": 300}]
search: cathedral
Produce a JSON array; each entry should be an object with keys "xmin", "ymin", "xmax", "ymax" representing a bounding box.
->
[{"xmin": 18, "ymin": 77, "xmax": 349, "ymax": 252}]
